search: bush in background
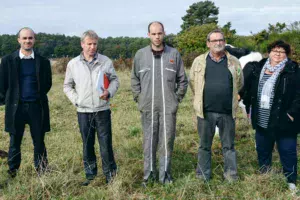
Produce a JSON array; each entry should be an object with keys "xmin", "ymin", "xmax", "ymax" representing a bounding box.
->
[{"xmin": 51, "ymin": 57, "xmax": 71, "ymax": 74}]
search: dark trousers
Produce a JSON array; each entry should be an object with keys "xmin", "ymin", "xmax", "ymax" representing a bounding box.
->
[
  {"xmin": 77, "ymin": 110, "xmax": 117, "ymax": 179},
  {"xmin": 196, "ymin": 112, "xmax": 237, "ymax": 180},
  {"xmin": 8, "ymin": 102, "xmax": 47, "ymax": 172},
  {"xmin": 255, "ymin": 128, "xmax": 297, "ymax": 184}
]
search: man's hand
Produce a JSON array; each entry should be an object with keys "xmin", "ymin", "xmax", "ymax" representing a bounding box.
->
[
  {"xmin": 100, "ymin": 89, "xmax": 109, "ymax": 101},
  {"xmin": 287, "ymin": 113, "xmax": 294, "ymax": 122}
]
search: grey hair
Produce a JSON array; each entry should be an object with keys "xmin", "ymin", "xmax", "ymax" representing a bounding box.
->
[
  {"xmin": 17, "ymin": 27, "xmax": 35, "ymax": 38},
  {"xmin": 206, "ymin": 29, "xmax": 225, "ymax": 41},
  {"xmin": 81, "ymin": 30, "xmax": 99, "ymax": 42}
]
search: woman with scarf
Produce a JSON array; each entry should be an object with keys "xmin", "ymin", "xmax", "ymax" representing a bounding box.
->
[{"xmin": 241, "ymin": 40, "xmax": 300, "ymax": 191}]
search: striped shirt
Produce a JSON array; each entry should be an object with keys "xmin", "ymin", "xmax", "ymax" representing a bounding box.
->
[{"xmin": 257, "ymin": 73, "xmax": 274, "ymax": 128}]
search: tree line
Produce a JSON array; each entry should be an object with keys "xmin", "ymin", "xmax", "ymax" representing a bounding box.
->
[{"xmin": 1, "ymin": 1, "xmax": 299, "ymax": 65}]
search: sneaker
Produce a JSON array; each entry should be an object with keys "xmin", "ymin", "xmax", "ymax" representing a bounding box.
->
[{"xmin": 288, "ymin": 183, "xmax": 297, "ymax": 192}]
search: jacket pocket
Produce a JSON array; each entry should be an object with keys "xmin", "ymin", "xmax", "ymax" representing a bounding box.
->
[
  {"xmin": 138, "ymin": 68, "xmax": 150, "ymax": 73},
  {"xmin": 165, "ymin": 65, "xmax": 177, "ymax": 82}
]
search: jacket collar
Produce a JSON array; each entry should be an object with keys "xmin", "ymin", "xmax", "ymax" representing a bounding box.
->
[
  {"xmin": 80, "ymin": 53, "xmax": 107, "ymax": 65},
  {"xmin": 146, "ymin": 44, "xmax": 170, "ymax": 54},
  {"xmin": 204, "ymin": 50, "xmax": 235, "ymax": 66}
]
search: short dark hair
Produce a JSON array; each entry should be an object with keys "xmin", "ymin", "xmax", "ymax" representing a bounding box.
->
[
  {"xmin": 207, "ymin": 29, "xmax": 224, "ymax": 41},
  {"xmin": 267, "ymin": 40, "xmax": 291, "ymax": 55},
  {"xmin": 148, "ymin": 21, "xmax": 164, "ymax": 33},
  {"xmin": 17, "ymin": 27, "xmax": 35, "ymax": 38}
]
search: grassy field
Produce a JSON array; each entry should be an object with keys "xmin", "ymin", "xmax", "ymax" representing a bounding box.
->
[{"xmin": 0, "ymin": 70, "xmax": 299, "ymax": 199}]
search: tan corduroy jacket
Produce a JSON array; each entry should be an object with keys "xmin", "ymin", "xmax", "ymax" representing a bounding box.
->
[{"xmin": 189, "ymin": 51, "xmax": 243, "ymax": 118}]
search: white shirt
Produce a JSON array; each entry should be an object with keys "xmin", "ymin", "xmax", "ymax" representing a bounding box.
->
[{"xmin": 19, "ymin": 50, "xmax": 35, "ymax": 59}]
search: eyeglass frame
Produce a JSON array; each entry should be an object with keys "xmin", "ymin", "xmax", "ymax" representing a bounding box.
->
[
  {"xmin": 208, "ymin": 39, "xmax": 225, "ymax": 43},
  {"xmin": 271, "ymin": 50, "xmax": 286, "ymax": 55}
]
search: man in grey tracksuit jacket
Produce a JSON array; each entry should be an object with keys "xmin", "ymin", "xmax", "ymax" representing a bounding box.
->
[
  {"xmin": 64, "ymin": 30, "xmax": 119, "ymax": 185},
  {"xmin": 131, "ymin": 22, "xmax": 188, "ymax": 184}
]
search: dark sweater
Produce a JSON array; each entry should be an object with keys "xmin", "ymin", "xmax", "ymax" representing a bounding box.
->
[
  {"xmin": 203, "ymin": 56, "xmax": 233, "ymax": 114},
  {"xmin": 19, "ymin": 59, "xmax": 39, "ymax": 101}
]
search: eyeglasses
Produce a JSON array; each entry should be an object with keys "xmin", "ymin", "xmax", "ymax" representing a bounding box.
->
[
  {"xmin": 271, "ymin": 50, "xmax": 286, "ymax": 55},
  {"xmin": 208, "ymin": 39, "xmax": 225, "ymax": 43},
  {"xmin": 21, "ymin": 37, "xmax": 34, "ymax": 40}
]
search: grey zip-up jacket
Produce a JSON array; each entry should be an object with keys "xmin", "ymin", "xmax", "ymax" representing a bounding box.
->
[
  {"xmin": 131, "ymin": 45, "xmax": 188, "ymax": 114},
  {"xmin": 64, "ymin": 53, "xmax": 119, "ymax": 113}
]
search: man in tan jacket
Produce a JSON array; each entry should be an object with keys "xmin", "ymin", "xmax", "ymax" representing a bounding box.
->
[{"xmin": 190, "ymin": 29, "xmax": 243, "ymax": 181}]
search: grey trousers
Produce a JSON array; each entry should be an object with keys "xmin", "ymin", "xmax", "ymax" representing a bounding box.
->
[
  {"xmin": 196, "ymin": 112, "xmax": 238, "ymax": 180},
  {"xmin": 141, "ymin": 111, "xmax": 176, "ymax": 183}
]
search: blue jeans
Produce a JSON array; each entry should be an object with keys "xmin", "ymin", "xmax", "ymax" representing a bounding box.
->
[
  {"xmin": 77, "ymin": 110, "xmax": 117, "ymax": 179},
  {"xmin": 255, "ymin": 127, "xmax": 297, "ymax": 184}
]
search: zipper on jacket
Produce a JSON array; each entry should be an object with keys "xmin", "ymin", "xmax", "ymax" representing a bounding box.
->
[{"xmin": 89, "ymin": 67, "xmax": 95, "ymax": 109}]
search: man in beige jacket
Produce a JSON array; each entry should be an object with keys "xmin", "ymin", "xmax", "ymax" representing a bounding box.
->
[{"xmin": 190, "ymin": 29, "xmax": 243, "ymax": 181}]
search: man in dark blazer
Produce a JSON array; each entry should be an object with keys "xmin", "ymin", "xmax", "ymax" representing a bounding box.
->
[{"xmin": 0, "ymin": 27, "xmax": 52, "ymax": 177}]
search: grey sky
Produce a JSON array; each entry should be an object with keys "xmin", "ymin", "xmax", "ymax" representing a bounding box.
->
[{"xmin": 1, "ymin": 0, "xmax": 299, "ymax": 38}]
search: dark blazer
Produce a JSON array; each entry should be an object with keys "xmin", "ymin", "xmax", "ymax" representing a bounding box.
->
[
  {"xmin": 240, "ymin": 58, "xmax": 300, "ymax": 135},
  {"xmin": 0, "ymin": 50, "xmax": 52, "ymax": 133}
]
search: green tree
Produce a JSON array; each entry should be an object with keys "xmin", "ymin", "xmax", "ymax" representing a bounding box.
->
[
  {"xmin": 221, "ymin": 22, "xmax": 236, "ymax": 44},
  {"xmin": 287, "ymin": 21, "xmax": 300, "ymax": 31},
  {"xmin": 176, "ymin": 23, "xmax": 218, "ymax": 67},
  {"xmin": 268, "ymin": 22, "xmax": 286, "ymax": 33},
  {"xmin": 181, "ymin": 1, "xmax": 219, "ymax": 31},
  {"xmin": 253, "ymin": 29, "xmax": 269, "ymax": 46},
  {"xmin": 176, "ymin": 23, "xmax": 218, "ymax": 54}
]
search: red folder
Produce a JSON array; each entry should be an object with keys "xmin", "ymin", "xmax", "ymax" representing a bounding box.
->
[
  {"xmin": 104, "ymin": 74, "xmax": 109, "ymax": 89},
  {"xmin": 96, "ymin": 71, "xmax": 110, "ymax": 94}
]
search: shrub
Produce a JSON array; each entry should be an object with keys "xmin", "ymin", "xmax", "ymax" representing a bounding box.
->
[
  {"xmin": 113, "ymin": 57, "xmax": 133, "ymax": 71},
  {"xmin": 51, "ymin": 57, "xmax": 72, "ymax": 74}
]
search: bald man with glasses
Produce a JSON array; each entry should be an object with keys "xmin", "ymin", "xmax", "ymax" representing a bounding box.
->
[{"xmin": 189, "ymin": 29, "xmax": 243, "ymax": 182}]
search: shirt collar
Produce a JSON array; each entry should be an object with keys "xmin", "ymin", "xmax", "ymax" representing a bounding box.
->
[
  {"xmin": 208, "ymin": 52, "xmax": 226, "ymax": 63},
  {"xmin": 80, "ymin": 52, "xmax": 98, "ymax": 63},
  {"xmin": 19, "ymin": 50, "xmax": 35, "ymax": 59}
]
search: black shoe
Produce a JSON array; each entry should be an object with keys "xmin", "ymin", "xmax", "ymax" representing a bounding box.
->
[
  {"xmin": 81, "ymin": 179, "xmax": 92, "ymax": 186},
  {"xmin": 161, "ymin": 173, "xmax": 173, "ymax": 185},
  {"xmin": 106, "ymin": 175, "xmax": 112, "ymax": 184},
  {"xmin": 7, "ymin": 170, "xmax": 17, "ymax": 178},
  {"xmin": 105, "ymin": 170, "xmax": 117, "ymax": 184}
]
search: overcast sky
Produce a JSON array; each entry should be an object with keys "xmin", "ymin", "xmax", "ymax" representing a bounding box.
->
[{"xmin": 1, "ymin": 0, "xmax": 299, "ymax": 38}]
